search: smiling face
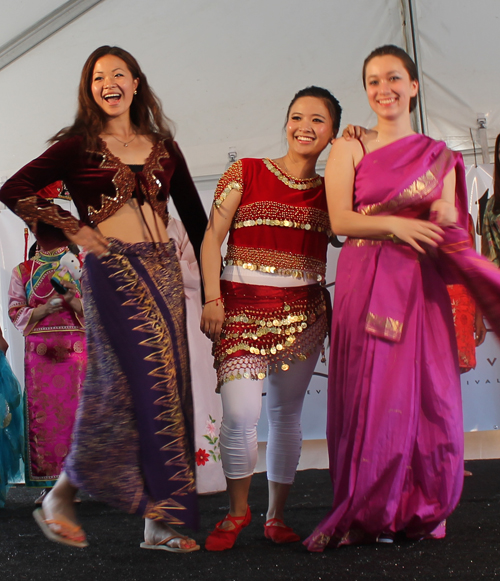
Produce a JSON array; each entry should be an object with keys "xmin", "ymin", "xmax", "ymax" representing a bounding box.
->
[
  {"xmin": 286, "ymin": 96, "xmax": 335, "ymax": 158},
  {"xmin": 91, "ymin": 54, "xmax": 139, "ymax": 119},
  {"xmin": 364, "ymin": 54, "xmax": 418, "ymax": 119}
]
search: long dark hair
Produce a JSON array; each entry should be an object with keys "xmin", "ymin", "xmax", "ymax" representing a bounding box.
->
[
  {"xmin": 362, "ymin": 45, "xmax": 419, "ymax": 113},
  {"xmin": 50, "ymin": 46, "xmax": 174, "ymax": 150},
  {"xmin": 285, "ymin": 86, "xmax": 342, "ymax": 137}
]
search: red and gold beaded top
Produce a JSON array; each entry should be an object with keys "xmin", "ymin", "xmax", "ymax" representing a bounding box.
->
[{"xmin": 213, "ymin": 158, "xmax": 330, "ymax": 281}]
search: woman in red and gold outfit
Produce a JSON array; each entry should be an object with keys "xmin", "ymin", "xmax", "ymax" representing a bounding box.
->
[{"xmin": 201, "ymin": 87, "xmax": 341, "ymax": 550}]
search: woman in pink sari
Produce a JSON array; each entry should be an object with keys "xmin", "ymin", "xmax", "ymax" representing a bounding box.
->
[
  {"xmin": 8, "ymin": 243, "xmax": 86, "ymax": 501},
  {"xmin": 305, "ymin": 45, "xmax": 500, "ymax": 551}
]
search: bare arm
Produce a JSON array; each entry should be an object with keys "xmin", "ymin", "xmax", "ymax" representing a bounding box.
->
[
  {"xmin": 430, "ymin": 169, "xmax": 458, "ymax": 226},
  {"xmin": 326, "ymin": 138, "xmax": 445, "ymax": 253},
  {"xmin": 200, "ymin": 189, "xmax": 241, "ymax": 341}
]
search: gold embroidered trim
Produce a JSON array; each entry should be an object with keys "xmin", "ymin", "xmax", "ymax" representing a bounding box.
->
[
  {"xmin": 225, "ymin": 245, "xmax": 326, "ymax": 280},
  {"xmin": 263, "ymin": 158, "xmax": 322, "ymax": 190},
  {"xmin": 232, "ymin": 201, "xmax": 331, "ymax": 235},
  {"xmin": 15, "ymin": 196, "xmax": 81, "ymax": 234},
  {"xmin": 308, "ymin": 531, "xmax": 333, "ymax": 549},
  {"xmin": 214, "ymin": 160, "xmax": 244, "ymax": 208},
  {"xmin": 345, "ymin": 238, "xmax": 384, "ymax": 247},
  {"xmin": 365, "ymin": 311, "xmax": 403, "ymax": 341},
  {"xmin": 360, "ymin": 169, "xmax": 437, "ymax": 216},
  {"xmin": 440, "ymin": 239, "xmax": 473, "ymax": 254},
  {"xmin": 87, "ymin": 140, "xmax": 170, "ymax": 225}
]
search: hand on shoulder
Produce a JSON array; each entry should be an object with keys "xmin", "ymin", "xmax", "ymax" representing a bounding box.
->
[{"xmin": 329, "ymin": 134, "xmax": 365, "ymax": 168}]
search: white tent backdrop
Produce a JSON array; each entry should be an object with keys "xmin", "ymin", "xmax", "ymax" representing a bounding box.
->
[{"xmin": 1, "ymin": 1, "xmax": 500, "ymax": 460}]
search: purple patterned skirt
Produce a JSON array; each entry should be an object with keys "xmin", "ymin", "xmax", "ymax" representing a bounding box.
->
[{"xmin": 64, "ymin": 239, "xmax": 198, "ymax": 529}]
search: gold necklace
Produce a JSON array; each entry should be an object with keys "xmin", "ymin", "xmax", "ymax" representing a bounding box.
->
[{"xmin": 104, "ymin": 133, "xmax": 137, "ymax": 147}]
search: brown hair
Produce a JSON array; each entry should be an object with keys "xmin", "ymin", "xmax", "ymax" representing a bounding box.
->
[
  {"xmin": 285, "ymin": 86, "xmax": 342, "ymax": 136},
  {"xmin": 362, "ymin": 45, "xmax": 419, "ymax": 113},
  {"xmin": 50, "ymin": 46, "xmax": 174, "ymax": 149}
]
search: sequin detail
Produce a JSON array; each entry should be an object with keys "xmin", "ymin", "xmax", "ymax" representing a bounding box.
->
[
  {"xmin": 263, "ymin": 158, "xmax": 322, "ymax": 190},
  {"xmin": 213, "ymin": 160, "xmax": 244, "ymax": 208},
  {"xmin": 232, "ymin": 201, "xmax": 331, "ymax": 235},
  {"xmin": 214, "ymin": 282, "xmax": 328, "ymax": 390},
  {"xmin": 225, "ymin": 245, "xmax": 326, "ymax": 281}
]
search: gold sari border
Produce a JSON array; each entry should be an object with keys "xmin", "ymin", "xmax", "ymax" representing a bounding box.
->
[
  {"xmin": 359, "ymin": 148, "xmax": 455, "ymax": 217},
  {"xmin": 366, "ymin": 312, "xmax": 403, "ymax": 342}
]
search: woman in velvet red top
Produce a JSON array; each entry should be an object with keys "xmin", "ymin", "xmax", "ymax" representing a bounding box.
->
[{"xmin": 0, "ymin": 46, "xmax": 207, "ymax": 552}]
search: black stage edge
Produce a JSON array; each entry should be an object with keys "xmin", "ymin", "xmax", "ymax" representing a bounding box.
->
[{"xmin": 1, "ymin": 460, "xmax": 499, "ymax": 581}]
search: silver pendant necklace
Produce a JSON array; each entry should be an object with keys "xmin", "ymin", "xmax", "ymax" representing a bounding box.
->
[{"xmin": 105, "ymin": 133, "xmax": 137, "ymax": 147}]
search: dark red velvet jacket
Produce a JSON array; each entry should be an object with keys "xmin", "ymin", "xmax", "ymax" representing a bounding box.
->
[{"xmin": 0, "ymin": 135, "xmax": 207, "ymax": 265}]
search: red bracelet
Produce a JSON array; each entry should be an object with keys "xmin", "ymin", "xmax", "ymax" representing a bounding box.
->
[{"xmin": 204, "ymin": 296, "xmax": 223, "ymax": 307}]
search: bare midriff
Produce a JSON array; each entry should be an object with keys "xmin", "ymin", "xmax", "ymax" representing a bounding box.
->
[{"xmin": 97, "ymin": 199, "xmax": 170, "ymax": 244}]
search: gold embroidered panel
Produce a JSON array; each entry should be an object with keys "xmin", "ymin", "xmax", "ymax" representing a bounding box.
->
[
  {"xmin": 344, "ymin": 238, "xmax": 384, "ymax": 248},
  {"xmin": 225, "ymin": 245, "xmax": 326, "ymax": 280},
  {"xmin": 365, "ymin": 311, "xmax": 403, "ymax": 342},
  {"xmin": 359, "ymin": 169, "xmax": 438, "ymax": 217},
  {"xmin": 87, "ymin": 140, "xmax": 170, "ymax": 225},
  {"xmin": 15, "ymin": 196, "xmax": 81, "ymax": 234}
]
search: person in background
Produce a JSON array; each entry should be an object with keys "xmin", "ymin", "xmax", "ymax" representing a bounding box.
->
[
  {"xmin": 201, "ymin": 86, "xmax": 341, "ymax": 550},
  {"xmin": 0, "ymin": 328, "xmax": 24, "ymax": 508},
  {"xmin": 482, "ymin": 134, "xmax": 500, "ymax": 266},
  {"xmin": 8, "ymin": 241, "xmax": 85, "ymax": 503}
]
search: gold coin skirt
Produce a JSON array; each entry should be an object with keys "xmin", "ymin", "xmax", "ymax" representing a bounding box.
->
[{"xmin": 214, "ymin": 280, "xmax": 328, "ymax": 391}]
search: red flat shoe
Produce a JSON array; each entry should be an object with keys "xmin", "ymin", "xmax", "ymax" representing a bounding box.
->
[
  {"xmin": 205, "ymin": 506, "xmax": 251, "ymax": 551},
  {"xmin": 264, "ymin": 518, "xmax": 300, "ymax": 543}
]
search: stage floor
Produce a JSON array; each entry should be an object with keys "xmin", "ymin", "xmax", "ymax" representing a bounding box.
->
[{"xmin": 1, "ymin": 460, "xmax": 499, "ymax": 581}]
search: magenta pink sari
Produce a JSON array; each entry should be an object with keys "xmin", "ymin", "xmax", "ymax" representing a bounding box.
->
[
  {"xmin": 305, "ymin": 135, "xmax": 500, "ymax": 551},
  {"xmin": 8, "ymin": 248, "xmax": 86, "ymax": 487}
]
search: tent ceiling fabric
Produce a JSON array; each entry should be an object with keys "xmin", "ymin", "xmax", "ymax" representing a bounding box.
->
[
  {"xmin": 0, "ymin": 0, "xmax": 402, "ymax": 178},
  {"xmin": 0, "ymin": 0, "xmax": 67, "ymax": 47},
  {"xmin": 0, "ymin": 0, "xmax": 499, "ymax": 178},
  {"xmin": 417, "ymin": 0, "xmax": 500, "ymax": 153}
]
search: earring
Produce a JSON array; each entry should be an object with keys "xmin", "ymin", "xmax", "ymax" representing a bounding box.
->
[{"xmin": 134, "ymin": 90, "xmax": 138, "ymax": 95}]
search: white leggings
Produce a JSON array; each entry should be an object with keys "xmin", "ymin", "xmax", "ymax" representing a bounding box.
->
[{"xmin": 219, "ymin": 345, "xmax": 320, "ymax": 484}]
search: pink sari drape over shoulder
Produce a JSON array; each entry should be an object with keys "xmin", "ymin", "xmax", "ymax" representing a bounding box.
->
[{"xmin": 305, "ymin": 134, "xmax": 500, "ymax": 551}]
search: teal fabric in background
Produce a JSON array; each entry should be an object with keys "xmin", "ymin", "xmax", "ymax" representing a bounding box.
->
[{"xmin": 0, "ymin": 350, "xmax": 23, "ymax": 507}]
